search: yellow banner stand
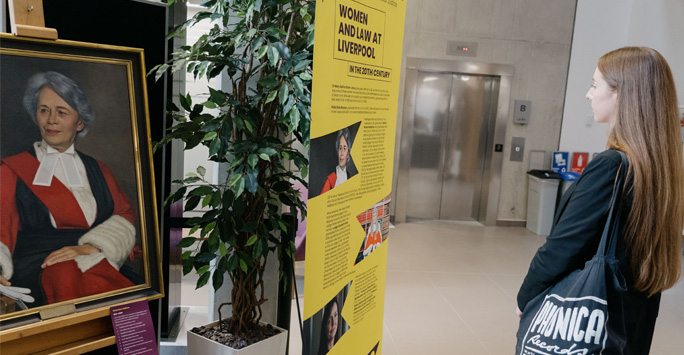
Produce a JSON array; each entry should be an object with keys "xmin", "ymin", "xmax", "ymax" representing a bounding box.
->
[{"xmin": 304, "ymin": 1, "xmax": 406, "ymax": 354}]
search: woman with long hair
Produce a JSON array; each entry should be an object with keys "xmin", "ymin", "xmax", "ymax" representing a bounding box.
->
[
  {"xmin": 517, "ymin": 47, "xmax": 683, "ymax": 353},
  {"xmin": 317, "ymin": 297, "xmax": 339, "ymax": 355}
]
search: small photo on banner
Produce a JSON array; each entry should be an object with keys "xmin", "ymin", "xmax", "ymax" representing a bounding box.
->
[
  {"xmin": 308, "ymin": 121, "xmax": 362, "ymax": 199},
  {"xmin": 355, "ymin": 195, "xmax": 391, "ymax": 265},
  {"xmin": 302, "ymin": 283, "xmax": 352, "ymax": 355},
  {"xmin": 552, "ymin": 151, "xmax": 568, "ymax": 173},
  {"xmin": 571, "ymin": 152, "xmax": 589, "ymax": 173}
]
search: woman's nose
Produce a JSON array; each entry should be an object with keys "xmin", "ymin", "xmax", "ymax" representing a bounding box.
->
[{"xmin": 46, "ymin": 111, "xmax": 58, "ymax": 123}]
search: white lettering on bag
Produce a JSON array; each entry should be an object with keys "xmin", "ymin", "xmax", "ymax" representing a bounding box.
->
[{"xmin": 530, "ymin": 300, "xmax": 605, "ymax": 345}]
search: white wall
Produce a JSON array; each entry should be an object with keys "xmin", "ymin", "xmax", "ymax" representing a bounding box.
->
[{"xmin": 559, "ymin": 0, "xmax": 684, "ymax": 155}]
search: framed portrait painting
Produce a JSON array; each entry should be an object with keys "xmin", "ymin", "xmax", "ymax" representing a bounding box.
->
[{"xmin": 0, "ymin": 34, "xmax": 163, "ymax": 326}]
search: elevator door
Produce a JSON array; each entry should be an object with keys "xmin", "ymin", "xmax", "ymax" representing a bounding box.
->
[{"xmin": 406, "ymin": 71, "xmax": 499, "ymax": 221}]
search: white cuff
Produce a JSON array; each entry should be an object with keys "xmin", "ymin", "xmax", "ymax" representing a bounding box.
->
[
  {"xmin": 78, "ymin": 215, "xmax": 135, "ymax": 269},
  {"xmin": 0, "ymin": 242, "xmax": 13, "ymax": 280},
  {"xmin": 74, "ymin": 252, "xmax": 106, "ymax": 273}
]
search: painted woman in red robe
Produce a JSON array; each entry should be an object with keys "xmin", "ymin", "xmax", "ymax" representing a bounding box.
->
[{"xmin": 0, "ymin": 71, "xmax": 136, "ymax": 308}]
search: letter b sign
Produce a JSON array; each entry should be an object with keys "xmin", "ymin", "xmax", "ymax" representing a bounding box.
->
[{"xmin": 514, "ymin": 100, "xmax": 531, "ymax": 125}]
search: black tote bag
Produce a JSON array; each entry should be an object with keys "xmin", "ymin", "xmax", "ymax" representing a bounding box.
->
[{"xmin": 516, "ymin": 152, "xmax": 628, "ymax": 355}]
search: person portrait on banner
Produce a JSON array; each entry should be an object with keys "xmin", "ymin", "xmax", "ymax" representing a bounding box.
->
[
  {"xmin": 516, "ymin": 47, "xmax": 684, "ymax": 354},
  {"xmin": 362, "ymin": 206, "xmax": 382, "ymax": 258},
  {"xmin": 0, "ymin": 71, "xmax": 137, "ymax": 309},
  {"xmin": 320, "ymin": 127, "xmax": 355, "ymax": 194},
  {"xmin": 317, "ymin": 297, "xmax": 340, "ymax": 355}
]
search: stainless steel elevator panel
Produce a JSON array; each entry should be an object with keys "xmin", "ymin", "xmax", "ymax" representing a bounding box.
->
[
  {"xmin": 440, "ymin": 75, "xmax": 498, "ymax": 220},
  {"xmin": 406, "ymin": 72, "xmax": 499, "ymax": 222},
  {"xmin": 406, "ymin": 72, "xmax": 453, "ymax": 219},
  {"xmin": 394, "ymin": 58, "xmax": 513, "ymax": 225}
]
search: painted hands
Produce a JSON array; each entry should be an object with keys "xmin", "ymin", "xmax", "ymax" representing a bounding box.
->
[{"xmin": 41, "ymin": 244, "xmax": 100, "ymax": 269}]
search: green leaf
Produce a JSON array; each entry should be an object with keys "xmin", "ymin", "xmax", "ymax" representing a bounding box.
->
[
  {"xmin": 248, "ymin": 154, "xmax": 259, "ymax": 168},
  {"xmin": 182, "ymin": 258, "xmax": 194, "ymax": 275},
  {"xmin": 247, "ymin": 28, "xmax": 257, "ymax": 38},
  {"xmin": 230, "ymin": 173, "xmax": 243, "ymax": 186},
  {"xmin": 196, "ymin": 252, "xmax": 216, "ymax": 263},
  {"xmin": 307, "ymin": 28, "xmax": 315, "ymax": 48},
  {"xmin": 272, "ymin": 180, "xmax": 291, "ymax": 192},
  {"xmin": 258, "ymin": 147, "xmax": 277, "ymax": 156},
  {"xmin": 243, "ymin": 119, "xmax": 254, "ymax": 134},
  {"xmin": 257, "ymin": 73, "xmax": 279, "ymax": 89},
  {"xmin": 301, "ymin": 165, "xmax": 308, "ymax": 178},
  {"xmin": 209, "ymin": 138, "xmax": 221, "ymax": 156},
  {"xmin": 288, "ymin": 107, "xmax": 301, "ymax": 133},
  {"xmin": 227, "ymin": 254, "xmax": 238, "ymax": 272},
  {"xmin": 202, "ymin": 194, "xmax": 213, "ymax": 208},
  {"xmin": 278, "ymin": 84, "xmax": 289, "ymax": 105},
  {"xmin": 210, "ymin": 191, "xmax": 221, "ymax": 208},
  {"xmin": 185, "ymin": 195, "xmax": 201, "ymax": 211},
  {"xmin": 292, "ymin": 77, "xmax": 305, "ymax": 95},
  {"xmin": 179, "ymin": 93, "xmax": 192, "ymax": 111},
  {"xmin": 212, "ymin": 269, "xmax": 224, "ymax": 290},
  {"xmin": 208, "ymin": 87, "xmax": 227, "ymax": 106},
  {"xmin": 230, "ymin": 156, "xmax": 245, "ymax": 169},
  {"xmin": 299, "ymin": 72, "xmax": 312, "ymax": 81},
  {"xmin": 259, "ymin": 153, "xmax": 270, "ymax": 161},
  {"xmin": 257, "ymin": 45, "xmax": 268, "ymax": 59},
  {"xmin": 273, "ymin": 42, "xmax": 290, "ymax": 60},
  {"xmin": 267, "ymin": 46, "xmax": 280, "ymax": 67},
  {"xmin": 253, "ymin": 239, "xmax": 263, "ymax": 258},
  {"xmin": 203, "ymin": 221, "xmax": 217, "ymax": 234},
  {"xmin": 277, "ymin": 219, "xmax": 287, "ymax": 231},
  {"xmin": 197, "ymin": 272, "xmax": 210, "ymax": 289},
  {"xmin": 279, "ymin": 193, "xmax": 296, "ymax": 207},
  {"xmin": 178, "ymin": 237, "xmax": 197, "ymax": 248},
  {"xmin": 245, "ymin": 171, "xmax": 258, "ymax": 194},
  {"xmin": 219, "ymin": 243, "xmax": 228, "ymax": 257},
  {"xmin": 197, "ymin": 265, "xmax": 211, "ymax": 274},
  {"xmin": 235, "ymin": 176, "xmax": 245, "ymax": 197},
  {"xmin": 181, "ymin": 250, "xmax": 192, "ymax": 259},
  {"xmin": 266, "ymin": 90, "xmax": 278, "ymax": 103},
  {"xmin": 294, "ymin": 60, "xmax": 312, "ymax": 72},
  {"xmin": 203, "ymin": 101, "xmax": 217, "ymax": 109},
  {"xmin": 183, "ymin": 176, "xmax": 202, "ymax": 184},
  {"xmin": 246, "ymin": 234, "xmax": 258, "ymax": 246},
  {"xmin": 196, "ymin": 166, "xmax": 206, "ymax": 178},
  {"xmin": 239, "ymin": 259, "xmax": 248, "ymax": 273},
  {"xmin": 203, "ymin": 132, "xmax": 217, "ymax": 141},
  {"xmin": 154, "ymin": 63, "xmax": 169, "ymax": 82}
]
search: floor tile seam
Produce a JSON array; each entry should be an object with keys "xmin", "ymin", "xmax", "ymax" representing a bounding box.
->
[
  {"xmin": 428, "ymin": 275, "xmax": 493, "ymax": 355},
  {"xmin": 381, "ymin": 320, "xmax": 399, "ymax": 353},
  {"xmin": 482, "ymin": 272, "xmax": 518, "ymax": 300}
]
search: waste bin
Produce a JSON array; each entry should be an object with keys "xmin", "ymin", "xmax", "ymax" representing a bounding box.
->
[
  {"xmin": 526, "ymin": 170, "xmax": 562, "ymax": 235},
  {"xmin": 558, "ymin": 171, "xmax": 580, "ymax": 195}
]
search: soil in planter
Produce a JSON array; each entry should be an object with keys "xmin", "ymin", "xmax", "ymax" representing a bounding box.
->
[{"xmin": 191, "ymin": 320, "xmax": 282, "ymax": 350}]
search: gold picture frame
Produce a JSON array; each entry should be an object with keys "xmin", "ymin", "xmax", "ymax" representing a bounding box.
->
[{"xmin": 0, "ymin": 34, "xmax": 163, "ymax": 328}]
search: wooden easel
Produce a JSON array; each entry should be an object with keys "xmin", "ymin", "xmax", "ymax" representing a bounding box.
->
[{"xmin": 7, "ymin": 0, "xmax": 58, "ymax": 39}]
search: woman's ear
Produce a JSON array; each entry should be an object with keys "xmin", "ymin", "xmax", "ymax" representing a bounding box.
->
[{"xmin": 77, "ymin": 117, "xmax": 85, "ymax": 132}]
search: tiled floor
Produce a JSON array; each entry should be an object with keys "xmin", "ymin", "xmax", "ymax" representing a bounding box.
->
[{"xmin": 162, "ymin": 221, "xmax": 684, "ymax": 354}]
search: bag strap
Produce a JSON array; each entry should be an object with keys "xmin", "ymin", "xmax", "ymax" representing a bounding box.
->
[{"xmin": 596, "ymin": 150, "xmax": 629, "ymax": 259}]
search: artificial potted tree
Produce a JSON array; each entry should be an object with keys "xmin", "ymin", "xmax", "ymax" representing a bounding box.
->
[{"xmin": 153, "ymin": 0, "xmax": 314, "ymax": 353}]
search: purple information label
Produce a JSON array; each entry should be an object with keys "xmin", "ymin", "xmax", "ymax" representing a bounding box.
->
[{"xmin": 110, "ymin": 300, "xmax": 159, "ymax": 355}]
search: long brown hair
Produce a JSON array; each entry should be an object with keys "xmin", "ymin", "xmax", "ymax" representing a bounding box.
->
[{"xmin": 601, "ymin": 47, "xmax": 683, "ymax": 295}]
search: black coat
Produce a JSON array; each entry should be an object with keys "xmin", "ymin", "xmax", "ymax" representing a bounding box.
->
[{"xmin": 517, "ymin": 149, "xmax": 660, "ymax": 354}]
